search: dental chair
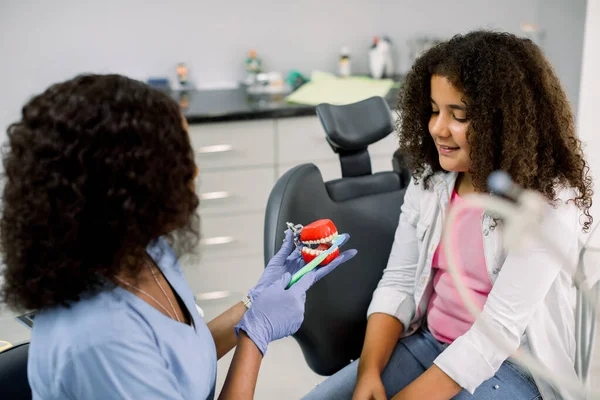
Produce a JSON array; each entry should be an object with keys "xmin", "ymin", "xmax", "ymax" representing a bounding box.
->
[
  {"xmin": 263, "ymin": 96, "xmax": 411, "ymax": 375},
  {"xmin": 0, "ymin": 342, "xmax": 32, "ymax": 399},
  {"xmin": 263, "ymin": 95, "xmax": 599, "ymax": 397}
]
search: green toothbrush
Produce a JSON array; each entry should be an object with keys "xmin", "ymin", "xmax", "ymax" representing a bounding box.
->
[{"xmin": 287, "ymin": 233, "xmax": 349, "ymax": 289}]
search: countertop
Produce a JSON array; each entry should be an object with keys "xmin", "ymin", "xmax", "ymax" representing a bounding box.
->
[{"xmin": 171, "ymin": 77, "xmax": 402, "ymax": 124}]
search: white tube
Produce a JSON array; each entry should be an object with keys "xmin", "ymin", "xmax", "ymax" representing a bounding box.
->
[{"xmin": 443, "ymin": 194, "xmax": 599, "ymax": 398}]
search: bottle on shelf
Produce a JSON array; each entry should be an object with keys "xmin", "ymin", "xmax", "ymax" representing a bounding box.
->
[
  {"xmin": 244, "ymin": 49, "xmax": 263, "ymax": 85},
  {"xmin": 339, "ymin": 46, "xmax": 351, "ymax": 78}
]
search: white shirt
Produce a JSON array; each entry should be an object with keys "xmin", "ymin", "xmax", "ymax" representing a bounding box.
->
[{"xmin": 367, "ymin": 171, "xmax": 581, "ymax": 400}]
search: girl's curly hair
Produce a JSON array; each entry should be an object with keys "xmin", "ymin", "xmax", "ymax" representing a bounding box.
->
[
  {"xmin": 1, "ymin": 74, "xmax": 199, "ymax": 312},
  {"xmin": 397, "ymin": 30, "xmax": 593, "ymax": 231}
]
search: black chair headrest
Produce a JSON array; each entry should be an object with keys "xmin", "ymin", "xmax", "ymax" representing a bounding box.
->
[
  {"xmin": 316, "ymin": 96, "xmax": 394, "ymax": 152},
  {"xmin": 316, "ymin": 96, "xmax": 395, "ymax": 178}
]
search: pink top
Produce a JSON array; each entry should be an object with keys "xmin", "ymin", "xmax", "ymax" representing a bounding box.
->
[{"xmin": 426, "ymin": 190, "xmax": 492, "ymax": 344}]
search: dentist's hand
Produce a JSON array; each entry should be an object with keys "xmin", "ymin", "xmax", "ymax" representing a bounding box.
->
[
  {"xmin": 236, "ymin": 248, "xmax": 357, "ymax": 355},
  {"xmin": 248, "ymin": 229, "xmax": 353, "ymax": 302}
]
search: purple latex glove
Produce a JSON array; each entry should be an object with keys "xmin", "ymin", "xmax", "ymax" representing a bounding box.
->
[
  {"xmin": 236, "ymin": 248, "xmax": 357, "ymax": 355},
  {"xmin": 248, "ymin": 229, "xmax": 352, "ymax": 302}
]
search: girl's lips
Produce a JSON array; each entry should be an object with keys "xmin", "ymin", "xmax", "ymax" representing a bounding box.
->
[{"xmin": 439, "ymin": 145, "xmax": 460, "ymax": 155}]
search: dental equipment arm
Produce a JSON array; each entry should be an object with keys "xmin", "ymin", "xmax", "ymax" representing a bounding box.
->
[
  {"xmin": 437, "ymin": 216, "xmax": 571, "ymax": 394},
  {"xmin": 439, "ymin": 172, "xmax": 595, "ymax": 398},
  {"xmin": 391, "ymin": 171, "xmax": 580, "ymax": 399}
]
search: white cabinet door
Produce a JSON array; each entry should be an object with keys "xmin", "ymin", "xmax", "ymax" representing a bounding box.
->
[
  {"xmin": 196, "ymin": 167, "xmax": 275, "ymax": 215},
  {"xmin": 181, "ymin": 253, "xmax": 265, "ymax": 302},
  {"xmin": 196, "ymin": 211, "xmax": 265, "ymax": 260},
  {"xmin": 188, "ymin": 119, "xmax": 276, "ymax": 171}
]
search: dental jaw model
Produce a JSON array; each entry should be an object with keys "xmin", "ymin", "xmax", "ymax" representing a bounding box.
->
[
  {"xmin": 285, "ymin": 219, "xmax": 348, "ymax": 288},
  {"xmin": 299, "ymin": 219, "xmax": 340, "ymax": 265}
]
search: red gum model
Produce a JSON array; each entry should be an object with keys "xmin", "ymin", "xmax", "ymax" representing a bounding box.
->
[{"xmin": 299, "ymin": 219, "xmax": 339, "ymax": 265}]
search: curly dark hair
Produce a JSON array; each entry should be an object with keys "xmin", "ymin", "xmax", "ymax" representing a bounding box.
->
[
  {"xmin": 397, "ymin": 30, "xmax": 593, "ymax": 231},
  {"xmin": 0, "ymin": 74, "xmax": 199, "ymax": 312}
]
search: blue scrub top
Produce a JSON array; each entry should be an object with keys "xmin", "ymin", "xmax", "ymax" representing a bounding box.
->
[{"xmin": 27, "ymin": 237, "xmax": 218, "ymax": 400}]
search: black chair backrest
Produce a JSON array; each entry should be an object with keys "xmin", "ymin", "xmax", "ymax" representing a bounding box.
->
[
  {"xmin": 264, "ymin": 96, "xmax": 409, "ymax": 375},
  {"xmin": 0, "ymin": 342, "xmax": 32, "ymax": 400}
]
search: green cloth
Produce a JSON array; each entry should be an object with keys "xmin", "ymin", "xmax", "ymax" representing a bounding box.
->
[{"xmin": 285, "ymin": 71, "xmax": 395, "ymax": 106}]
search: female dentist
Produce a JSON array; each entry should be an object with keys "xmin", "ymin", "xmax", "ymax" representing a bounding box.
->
[{"xmin": 0, "ymin": 73, "xmax": 357, "ymax": 399}]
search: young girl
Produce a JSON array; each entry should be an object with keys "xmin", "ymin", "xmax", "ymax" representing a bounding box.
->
[{"xmin": 303, "ymin": 30, "xmax": 592, "ymax": 400}]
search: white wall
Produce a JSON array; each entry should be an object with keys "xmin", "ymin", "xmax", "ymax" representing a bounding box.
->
[
  {"xmin": 578, "ymin": 0, "xmax": 600, "ymax": 235},
  {"xmin": 536, "ymin": 0, "xmax": 587, "ymax": 114},
  {"xmin": 0, "ymin": 0, "xmax": 587, "ymax": 142},
  {"xmin": 0, "ymin": 0, "xmax": 541, "ymax": 139},
  {"xmin": 577, "ymin": 5, "xmax": 600, "ymax": 386}
]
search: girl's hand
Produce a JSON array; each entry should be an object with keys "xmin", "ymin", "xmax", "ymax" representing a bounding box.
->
[{"xmin": 353, "ymin": 371, "xmax": 388, "ymax": 400}]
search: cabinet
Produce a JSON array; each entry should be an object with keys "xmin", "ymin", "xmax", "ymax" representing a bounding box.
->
[
  {"xmin": 185, "ymin": 114, "xmax": 399, "ymax": 318},
  {"xmin": 184, "ymin": 120, "xmax": 276, "ymax": 315},
  {"xmin": 188, "ymin": 119, "xmax": 276, "ymax": 171}
]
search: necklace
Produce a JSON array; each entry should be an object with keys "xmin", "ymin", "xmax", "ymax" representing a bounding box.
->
[
  {"xmin": 146, "ymin": 258, "xmax": 181, "ymax": 323},
  {"xmin": 113, "ymin": 259, "xmax": 181, "ymax": 323}
]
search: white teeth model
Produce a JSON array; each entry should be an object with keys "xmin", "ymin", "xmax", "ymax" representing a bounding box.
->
[
  {"xmin": 302, "ymin": 247, "xmax": 322, "ymax": 255},
  {"xmin": 302, "ymin": 231, "xmax": 339, "ymax": 254}
]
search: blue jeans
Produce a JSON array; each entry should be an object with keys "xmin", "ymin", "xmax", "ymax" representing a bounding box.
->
[{"xmin": 302, "ymin": 329, "xmax": 541, "ymax": 399}]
